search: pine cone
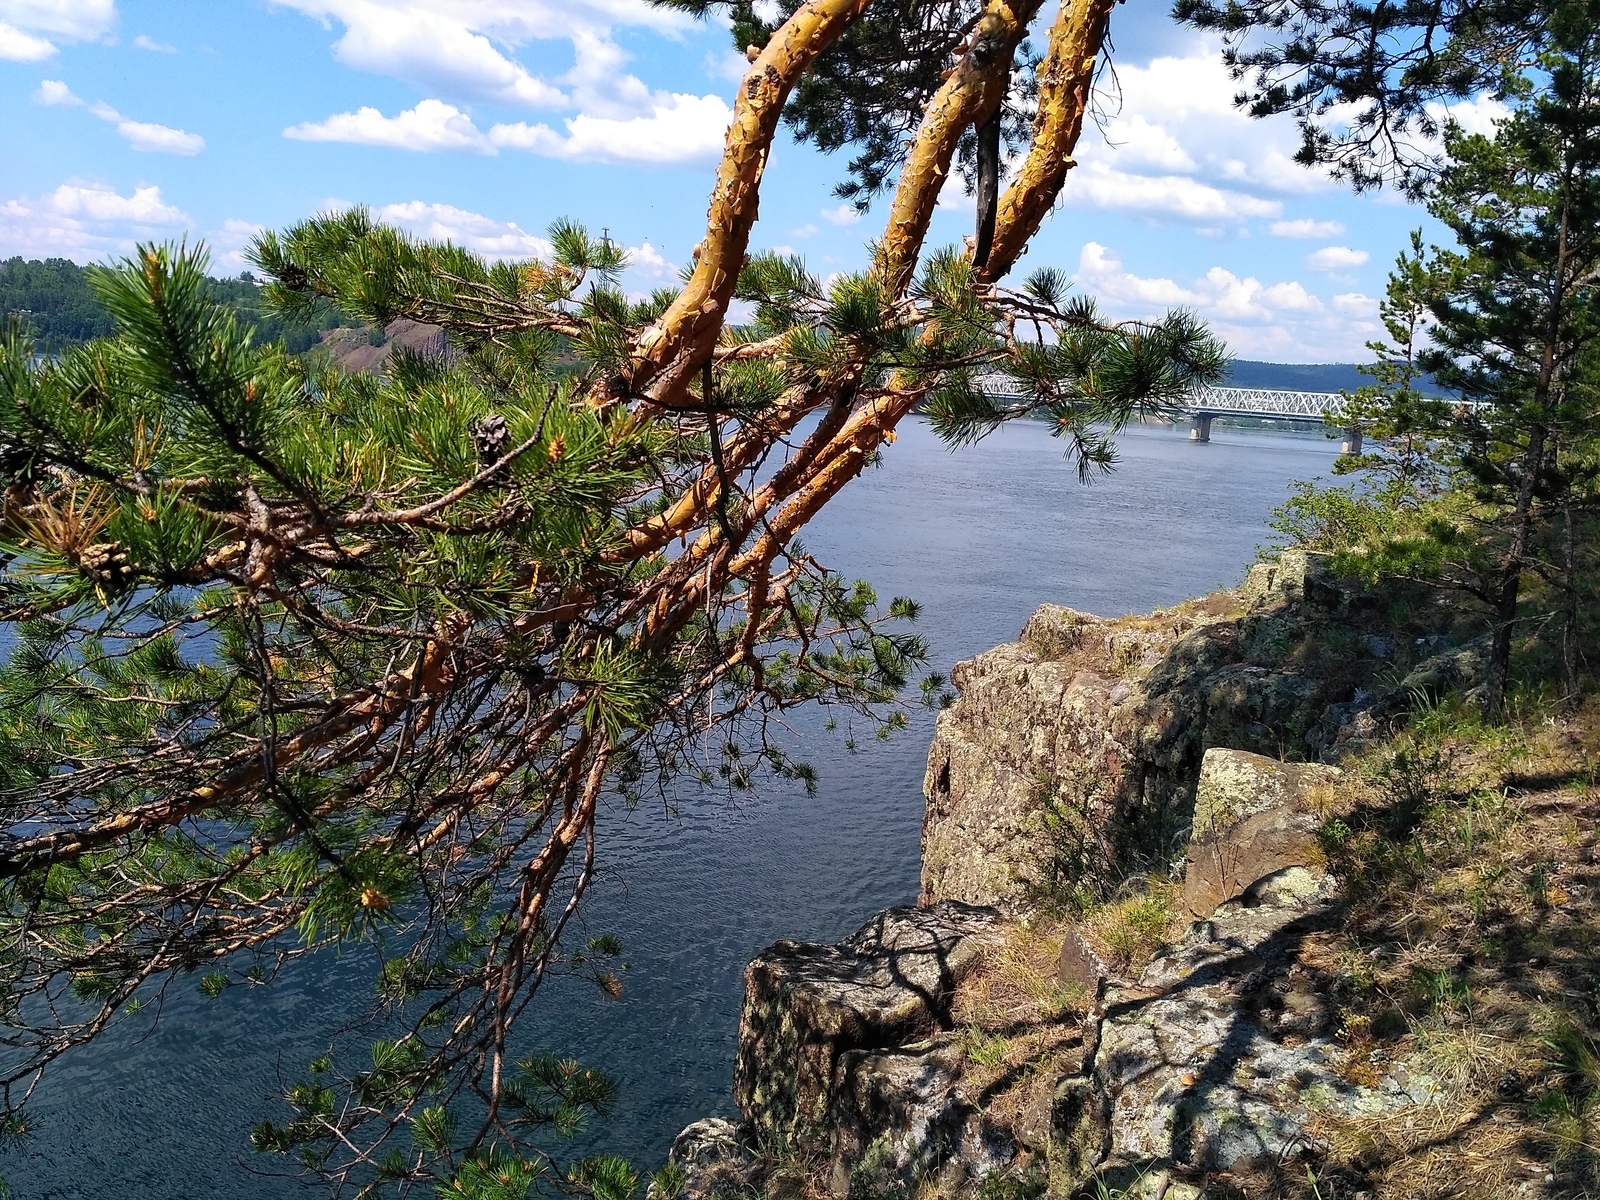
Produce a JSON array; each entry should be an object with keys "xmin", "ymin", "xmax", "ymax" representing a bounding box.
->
[
  {"xmin": 77, "ymin": 542, "xmax": 136, "ymax": 592},
  {"xmin": 470, "ymin": 414, "xmax": 511, "ymax": 466}
]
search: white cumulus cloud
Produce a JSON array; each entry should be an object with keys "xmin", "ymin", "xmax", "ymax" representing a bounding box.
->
[
  {"xmin": 820, "ymin": 204, "xmax": 861, "ymax": 226},
  {"xmin": 1050, "ymin": 36, "xmax": 1338, "ymax": 233},
  {"xmin": 365, "ymin": 200, "xmax": 679, "ymax": 297},
  {"xmin": 44, "ymin": 181, "xmax": 184, "ymax": 223},
  {"xmin": 0, "ymin": 0, "xmax": 116, "ymax": 38},
  {"xmin": 1074, "ymin": 241, "xmax": 1380, "ymax": 359},
  {"xmin": 1427, "ymin": 95, "xmax": 1510, "ymax": 138},
  {"xmin": 1270, "ymin": 218, "xmax": 1345, "ymax": 239},
  {"xmin": 287, "ymin": 91, "xmax": 730, "ymax": 165},
  {"xmin": 1061, "ymin": 161, "xmax": 1281, "ymax": 223},
  {"xmin": 286, "ymin": 100, "xmax": 495, "ymax": 154},
  {"xmin": 0, "ymin": 20, "xmax": 54, "ymax": 58},
  {"xmin": 490, "ymin": 92, "xmax": 730, "ymax": 164},
  {"xmin": 626, "ymin": 240, "xmax": 677, "ymax": 280},
  {"xmin": 89, "ymin": 100, "xmax": 204, "ymax": 154},
  {"xmin": 272, "ymin": 0, "xmax": 697, "ymax": 119},
  {"xmin": 34, "ymin": 81, "xmax": 203, "ymax": 153},
  {"xmin": 0, "ymin": 0, "xmax": 115, "ymax": 57},
  {"xmin": 372, "ymin": 200, "xmax": 554, "ymax": 259},
  {"xmin": 34, "ymin": 77, "xmax": 78, "ymax": 104},
  {"xmin": 273, "ymin": 0, "xmax": 576, "ymax": 108},
  {"xmin": 132, "ymin": 32, "xmax": 175, "ymax": 51},
  {"xmin": 1, "ymin": 180, "xmax": 189, "ymax": 261},
  {"xmin": 1306, "ymin": 245, "xmax": 1369, "ymax": 271},
  {"xmin": 212, "ymin": 217, "xmax": 267, "ymax": 270},
  {"xmin": 1104, "ymin": 114, "xmax": 1196, "ymax": 172}
]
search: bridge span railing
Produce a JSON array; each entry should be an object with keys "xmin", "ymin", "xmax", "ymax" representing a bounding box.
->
[
  {"xmin": 973, "ymin": 375, "xmax": 1347, "ymax": 419},
  {"xmin": 971, "ymin": 375, "xmax": 1360, "ymax": 448}
]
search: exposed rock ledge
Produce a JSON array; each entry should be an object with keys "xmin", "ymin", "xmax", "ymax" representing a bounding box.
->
[
  {"xmin": 660, "ymin": 752, "xmax": 1447, "ymax": 1199},
  {"xmin": 658, "ymin": 561, "xmax": 1479, "ymax": 1198},
  {"xmin": 921, "ymin": 550, "xmax": 1481, "ymax": 911}
]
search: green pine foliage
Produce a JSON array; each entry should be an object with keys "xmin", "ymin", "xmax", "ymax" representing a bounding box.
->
[
  {"xmin": 1269, "ymin": 7, "xmax": 1600, "ymax": 719},
  {"xmin": 1174, "ymin": 0, "xmax": 1562, "ymax": 194},
  {"xmin": 0, "ymin": 195, "xmax": 1224, "ymax": 1192},
  {"xmin": 0, "ymin": 228, "xmax": 898, "ymax": 1192}
]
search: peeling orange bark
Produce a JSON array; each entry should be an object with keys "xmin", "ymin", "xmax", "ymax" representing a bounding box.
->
[
  {"xmin": 623, "ymin": 0, "xmax": 872, "ymax": 411},
  {"xmin": 609, "ymin": 0, "xmax": 1128, "ymax": 693},
  {"xmin": 981, "ymin": 0, "xmax": 1116, "ymax": 282},
  {"xmin": 876, "ymin": 0, "xmax": 1046, "ymax": 297}
]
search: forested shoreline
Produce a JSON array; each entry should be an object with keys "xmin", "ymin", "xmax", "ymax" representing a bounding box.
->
[
  {"xmin": 2, "ymin": 254, "xmax": 1362, "ymax": 388},
  {"xmin": 0, "ymin": 255, "xmax": 358, "ymax": 355}
]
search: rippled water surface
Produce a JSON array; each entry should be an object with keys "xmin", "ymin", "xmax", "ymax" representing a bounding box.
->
[{"xmin": 9, "ymin": 419, "xmax": 1339, "ymax": 1198}]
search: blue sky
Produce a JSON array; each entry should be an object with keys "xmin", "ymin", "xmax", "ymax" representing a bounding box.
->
[{"xmin": 0, "ymin": 0, "xmax": 1504, "ymax": 360}]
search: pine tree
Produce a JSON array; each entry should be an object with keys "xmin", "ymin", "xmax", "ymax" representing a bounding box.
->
[
  {"xmin": 1268, "ymin": 236, "xmax": 1457, "ymax": 557},
  {"xmin": 0, "ymin": 0, "xmax": 1227, "ymax": 1189},
  {"xmin": 1334, "ymin": 232, "xmax": 1457, "ymax": 509},
  {"xmin": 1266, "ymin": 6, "xmax": 1600, "ymax": 721},
  {"xmin": 1418, "ymin": 10, "xmax": 1600, "ymax": 717},
  {"xmin": 1174, "ymin": 0, "xmax": 1566, "ymax": 193}
]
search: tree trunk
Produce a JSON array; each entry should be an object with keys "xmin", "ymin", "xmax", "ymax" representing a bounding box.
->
[
  {"xmin": 973, "ymin": 110, "xmax": 1001, "ymax": 269},
  {"xmin": 1562, "ymin": 489, "xmax": 1579, "ymax": 708},
  {"xmin": 1482, "ymin": 421, "xmax": 1547, "ymax": 722}
]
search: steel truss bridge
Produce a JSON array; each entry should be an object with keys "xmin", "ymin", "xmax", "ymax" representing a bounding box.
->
[{"xmin": 975, "ymin": 376, "xmax": 1361, "ymax": 449}]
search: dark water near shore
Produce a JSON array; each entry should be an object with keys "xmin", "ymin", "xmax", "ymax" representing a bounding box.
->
[{"xmin": 6, "ymin": 419, "xmax": 1338, "ymax": 1198}]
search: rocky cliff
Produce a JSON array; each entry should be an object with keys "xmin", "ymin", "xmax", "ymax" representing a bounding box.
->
[
  {"xmin": 655, "ymin": 557, "xmax": 1499, "ymax": 1200},
  {"xmin": 920, "ymin": 551, "xmax": 1482, "ymax": 912}
]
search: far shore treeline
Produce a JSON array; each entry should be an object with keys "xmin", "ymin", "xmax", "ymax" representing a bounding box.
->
[
  {"xmin": 0, "ymin": 255, "xmax": 359, "ymax": 356},
  {"xmin": 1, "ymin": 254, "xmax": 1362, "ymax": 390}
]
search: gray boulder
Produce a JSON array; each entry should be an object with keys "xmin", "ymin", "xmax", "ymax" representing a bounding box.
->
[
  {"xmin": 828, "ymin": 1036, "xmax": 1016, "ymax": 1196},
  {"xmin": 652, "ymin": 1118, "xmax": 754, "ymax": 1200},
  {"xmin": 920, "ymin": 552, "xmax": 1387, "ymax": 912},
  {"xmin": 1182, "ymin": 749, "xmax": 1340, "ymax": 916},
  {"xmin": 1092, "ymin": 885, "xmax": 1443, "ymax": 1180},
  {"xmin": 733, "ymin": 902, "xmax": 1004, "ymax": 1158}
]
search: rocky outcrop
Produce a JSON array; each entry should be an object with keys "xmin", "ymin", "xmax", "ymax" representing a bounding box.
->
[
  {"xmin": 655, "ymin": 1119, "xmax": 754, "ymax": 1199},
  {"xmin": 320, "ymin": 318, "xmax": 450, "ymax": 375},
  {"xmin": 1080, "ymin": 870, "xmax": 1449, "ymax": 1195},
  {"xmin": 1182, "ymin": 748, "xmax": 1339, "ymax": 916},
  {"xmin": 662, "ymin": 561, "xmax": 1481, "ymax": 1198},
  {"xmin": 921, "ymin": 551, "xmax": 1476, "ymax": 911},
  {"xmin": 828, "ymin": 1036, "xmax": 1017, "ymax": 1197},
  {"xmin": 733, "ymin": 903, "xmax": 1006, "ymax": 1181},
  {"xmin": 662, "ymin": 751, "xmax": 1455, "ymax": 1199}
]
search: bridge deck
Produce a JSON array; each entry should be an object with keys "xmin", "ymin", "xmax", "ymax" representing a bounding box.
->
[{"xmin": 974, "ymin": 375, "xmax": 1348, "ymax": 421}]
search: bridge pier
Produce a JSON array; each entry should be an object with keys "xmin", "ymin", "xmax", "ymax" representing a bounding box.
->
[
  {"xmin": 1341, "ymin": 426, "xmax": 1364, "ymax": 455},
  {"xmin": 1189, "ymin": 413, "xmax": 1214, "ymax": 443}
]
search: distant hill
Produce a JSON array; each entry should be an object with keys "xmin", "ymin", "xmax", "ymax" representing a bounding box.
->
[
  {"xmin": 3, "ymin": 258, "xmax": 1407, "ymax": 390},
  {"xmin": 1, "ymin": 256, "xmax": 357, "ymax": 356},
  {"xmin": 1225, "ymin": 360, "xmax": 1370, "ymax": 393},
  {"xmin": 0, "ymin": 257, "xmax": 115, "ymax": 350}
]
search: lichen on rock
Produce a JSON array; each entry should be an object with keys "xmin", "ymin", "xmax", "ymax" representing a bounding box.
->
[
  {"xmin": 733, "ymin": 902, "xmax": 1005, "ymax": 1160},
  {"xmin": 1182, "ymin": 747, "xmax": 1339, "ymax": 916}
]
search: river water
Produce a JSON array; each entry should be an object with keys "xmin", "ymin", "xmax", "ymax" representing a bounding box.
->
[{"xmin": 7, "ymin": 419, "xmax": 1338, "ymax": 1198}]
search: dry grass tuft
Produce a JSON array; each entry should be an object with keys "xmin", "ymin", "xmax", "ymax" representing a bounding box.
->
[
  {"xmin": 947, "ymin": 918, "xmax": 1088, "ymax": 1162},
  {"xmin": 1081, "ymin": 878, "xmax": 1187, "ymax": 976}
]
